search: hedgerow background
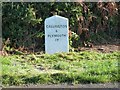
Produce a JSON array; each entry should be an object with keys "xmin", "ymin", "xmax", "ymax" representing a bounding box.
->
[{"xmin": 2, "ymin": 2, "xmax": 120, "ymax": 53}]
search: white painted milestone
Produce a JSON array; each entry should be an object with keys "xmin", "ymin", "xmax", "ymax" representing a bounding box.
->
[{"xmin": 45, "ymin": 15, "xmax": 69, "ymax": 54}]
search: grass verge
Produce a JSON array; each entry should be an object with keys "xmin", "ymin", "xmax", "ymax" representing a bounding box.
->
[{"xmin": 0, "ymin": 51, "xmax": 119, "ymax": 86}]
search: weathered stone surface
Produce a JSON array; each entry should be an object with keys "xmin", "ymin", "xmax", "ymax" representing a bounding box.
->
[{"xmin": 45, "ymin": 15, "xmax": 69, "ymax": 54}]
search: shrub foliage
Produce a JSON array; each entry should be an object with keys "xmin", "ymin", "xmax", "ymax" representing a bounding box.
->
[{"xmin": 2, "ymin": 2, "xmax": 120, "ymax": 52}]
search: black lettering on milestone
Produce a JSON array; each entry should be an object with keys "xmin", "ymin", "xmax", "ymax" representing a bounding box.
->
[
  {"xmin": 64, "ymin": 34, "xmax": 66, "ymax": 37},
  {"xmin": 48, "ymin": 34, "xmax": 67, "ymax": 38},
  {"xmin": 52, "ymin": 35, "xmax": 54, "ymax": 37},
  {"xmin": 46, "ymin": 25, "xmax": 48, "ymax": 28},
  {"xmin": 56, "ymin": 30, "xmax": 58, "ymax": 32},
  {"xmin": 46, "ymin": 25, "xmax": 67, "ymax": 28},
  {"xmin": 48, "ymin": 35, "xmax": 51, "ymax": 37},
  {"xmin": 54, "ymin": 35, "xmax": 57, "ymax": 37}
]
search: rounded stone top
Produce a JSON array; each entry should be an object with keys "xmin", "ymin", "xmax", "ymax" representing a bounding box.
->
[{"xmin": 45, "ymin": 15, "xmax": 68, "ymax": 21}]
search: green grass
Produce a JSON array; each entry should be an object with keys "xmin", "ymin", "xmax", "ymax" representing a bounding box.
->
[{"xmin": 0, "ymin": 51, "xmax": 120, "ymax": 86}]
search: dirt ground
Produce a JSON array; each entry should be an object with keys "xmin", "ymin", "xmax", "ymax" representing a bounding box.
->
[
  {"xmin": 80, "ymin": 44, "xmax": 120, "ymax": 53},
  {"xmin": 79, "ymin": 39, "xmax": 120, "ymax": 53}
]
